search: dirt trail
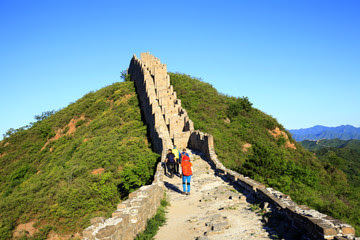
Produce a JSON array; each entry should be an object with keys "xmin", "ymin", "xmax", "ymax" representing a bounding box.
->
[{"xmin": 155, "ymin": 150, "xmax": 275, "ymax": 240}]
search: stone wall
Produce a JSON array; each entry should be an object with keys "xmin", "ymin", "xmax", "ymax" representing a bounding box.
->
[
  {"xmin": 127, "ymin": 52, "xmax": 194, "ymax": 151},
  {"xmin": 83, "ymin": 155, "xmax": 165, "ymax": 240},
  {"xmin": 189, "ymin": 131, "xmax": 356, "ymax": 240}
]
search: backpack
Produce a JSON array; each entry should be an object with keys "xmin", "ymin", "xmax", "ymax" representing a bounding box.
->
[
  {"xmin": 172, "ymin": 148, "xmax": 180, "ymax": 159},
  {"xmin": 167, "ymin": 153, "xmax": 175, "ymax": 163},
  {"xmin": 181, "ymin": 154, "xmax": 190, "ymax": 162},
  {"xmin": 181, "ymin": 160, "xmax": 192, "ymax": 176}
]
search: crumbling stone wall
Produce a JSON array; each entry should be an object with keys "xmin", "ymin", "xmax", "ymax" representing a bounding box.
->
[
  {"xmin": 189, "ymin": 131, "xmax": 356, "ymax": 240},
  {"xmin": 83, "ymin": 157, "xmax": 165, "ymax": 240}
]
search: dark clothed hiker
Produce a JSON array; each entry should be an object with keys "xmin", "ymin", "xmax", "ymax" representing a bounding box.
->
[
  {"xmin": 172, "ymin": 146, "xmax": 180, "ymax": 175},
  {"xmin": 181, "ymin": 149, "xmax": 192, "ymax": 195},
  {"xmin": 165, "ymin": 149, "xmax": 176, "ymax": 178}
]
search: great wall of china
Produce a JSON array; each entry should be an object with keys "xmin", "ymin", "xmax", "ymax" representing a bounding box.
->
[{"xmin": 82, "ymin": 53, "xmax": 356, "ymax": 240}]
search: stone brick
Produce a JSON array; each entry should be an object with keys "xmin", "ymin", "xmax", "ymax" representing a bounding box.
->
[
  {"xmin": 95, "ymin": 225, "xmax": 116, "ymax": 239},
  {"xmin": 117, "ymin": 203, "xmax": 127, "ymax": 209},
  {"xmin": 316, "ymin": 222, "xmax": 338, "ymax": 236},
  {"xmin": 211, "ymin": 222, "xmax": 230, "ymax": 231},
  {"xmin": 82, "ymin": 227, "xmax": 94, "ymax": 239},
  {"xmin": 90, "ymin": 217, "xmax": 105, "ymax": 225},
  {"xmin": 341, "ymin": 226, "xmax": 355, "ymax": 235}
]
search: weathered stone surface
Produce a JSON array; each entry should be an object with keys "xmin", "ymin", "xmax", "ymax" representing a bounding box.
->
[
  {"xmin": 341, "ymin": 226, "xmax": 355, "ymax": 235},
  {"xmin": 316, "ymin": 222, "xmax": 338, "ymax": 235},
  {"xmin": 82, "ymin": 227, "xmax": 94, "ymax": 239},
  {"xmin": 211, "ymin": 222, "xmax": 230, "ymax": 231},
  {"xmin": 90, "ymin": 217, "xmax": 105, "ymax": 225},
  {"xmin": 95, "ymin": 225, "xmax": 116, "ymax": 239}
]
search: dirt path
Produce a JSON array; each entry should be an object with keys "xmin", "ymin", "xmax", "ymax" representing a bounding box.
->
[{"xmin": 155, "ymin": 150, "xmax": 274, "ymax": 240}]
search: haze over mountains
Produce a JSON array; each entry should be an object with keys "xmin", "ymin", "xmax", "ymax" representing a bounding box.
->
[{"xmin": 289, "ymin": 125, "xmax": 360, "ymax": 141}]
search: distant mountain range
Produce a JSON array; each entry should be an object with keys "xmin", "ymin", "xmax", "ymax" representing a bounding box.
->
[{"xmin": 289, "ymin": 125, "xmax": 360, "ymax": 141}]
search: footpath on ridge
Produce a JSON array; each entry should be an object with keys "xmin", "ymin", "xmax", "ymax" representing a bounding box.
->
[{"xmin": 155, "ymin": 149, "xmax": 300, "ymax": 240}]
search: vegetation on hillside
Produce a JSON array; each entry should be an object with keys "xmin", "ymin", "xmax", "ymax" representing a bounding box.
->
[
  {"xmin": 301, "ymin": 139, "xmax": 360, "ymax": 187},
  {"xmin": 170, "ymin": 72, "xmax": 360, "ymax": 234},
  {"xmin": 0, "ymin": 81, "xmax": 159, "ymax": 239}
]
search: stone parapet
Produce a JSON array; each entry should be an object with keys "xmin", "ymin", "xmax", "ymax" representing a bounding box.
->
[
  {"xmin": 83, "ymin": 154, "xmax": 166, "ymax": 240},
  {"xmin": 188, "ymin": 131, "xmax": 356, "ymax": 240}
]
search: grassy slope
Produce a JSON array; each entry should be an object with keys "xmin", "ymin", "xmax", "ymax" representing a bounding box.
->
[
  {"xmin": 170, "ymin": 73, "xmax": 360, "ymax": 234},
  {"xmin": 0, "ymin": 81, "xmax": 159, "ymax": 239}
]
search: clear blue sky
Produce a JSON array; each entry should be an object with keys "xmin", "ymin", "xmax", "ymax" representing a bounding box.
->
[{"xmin": 1, "ymin": 0, "xmax": 359, "ymax": 140}]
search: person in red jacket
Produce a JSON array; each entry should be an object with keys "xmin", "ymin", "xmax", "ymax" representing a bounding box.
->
[{"xmin": 180, "ymin": 149, "xmax": 192, "ymax": 195}]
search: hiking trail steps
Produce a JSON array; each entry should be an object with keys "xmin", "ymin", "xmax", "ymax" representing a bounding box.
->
[{"xmin": 155, "ymin": 149, "xmax": 291, "ymax": 240}]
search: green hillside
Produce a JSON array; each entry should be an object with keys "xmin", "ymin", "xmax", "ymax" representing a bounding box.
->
[
  {"xmin": 0, "ymin": 81, "xmax": 159, "ymax": 239},
  {"xmin": 170, "ymin": 73, "xmax": 360, "ymax": 234},
  {"xmin": 301, "ymin": 139, "xmax": 360, "ymax": 187}
]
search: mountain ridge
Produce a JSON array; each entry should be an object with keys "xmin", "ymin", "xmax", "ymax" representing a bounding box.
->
[{"xmin": 289, "ymin": 124, "xmax": 360, "ymax": 141}]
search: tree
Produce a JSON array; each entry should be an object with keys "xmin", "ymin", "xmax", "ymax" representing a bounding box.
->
[
  {"xmin": 120, "ymin": 70, "xmax": 131, "ymax": 82},
  {"xmin": 34, "ymin": 110, "xmax": 56, "ymax": 122}
]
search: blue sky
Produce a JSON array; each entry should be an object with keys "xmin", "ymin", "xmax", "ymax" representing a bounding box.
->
[{"xmin": 1, "ymin": 0, "xmax": 359, "ymax": 139}]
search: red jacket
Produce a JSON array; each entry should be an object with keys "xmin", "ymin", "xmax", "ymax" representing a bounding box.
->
[{"xmin": 181, "ymin": 159, "xmax": 192, "ymax": 176}]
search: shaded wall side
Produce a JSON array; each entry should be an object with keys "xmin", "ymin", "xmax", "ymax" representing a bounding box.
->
[{"xmin": 128, "ymin": 55, "xmax": 172, "ymax": 153}]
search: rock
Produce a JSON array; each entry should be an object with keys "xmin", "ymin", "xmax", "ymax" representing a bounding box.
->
[
  {"xmin": 211, "ymin": 222, "xmax": 230, "ymax": 231},
  {"xmin": 208, "ymin": 214, "xmax": 221, "ymax": 220},
  {"xmin": 90, "ymin": 217, "xmax": 106, "ymax": 225},
  {"xmin": 196, "ymin": 237, "xmax": 209, "ymax": 240},
  {"xmin": 189, "ymin": 218, "xmax": 198, "ymax": 222},
  {"xmin": 95, "ymin": 225, "xmax": 116, "ymax": 239},
  {"xmin": 204, "ymin": 230, "xmax": 224, "ymax": 236}
]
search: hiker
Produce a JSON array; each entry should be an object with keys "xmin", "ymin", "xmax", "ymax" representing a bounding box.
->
[
  {"xmin": 181, "ymin": 149, "xmax": 192, "ymax": 195},
  {"xmin": 165, "ymin": 149, "xmax": 176, "ymax": 178},
  {"xmin": 180, "ymin": 148, "xmax": 189, "ymax": 162},
  {"xmin": 172, "ymin": 145, "xmax": 181, "ymax": 175}
]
